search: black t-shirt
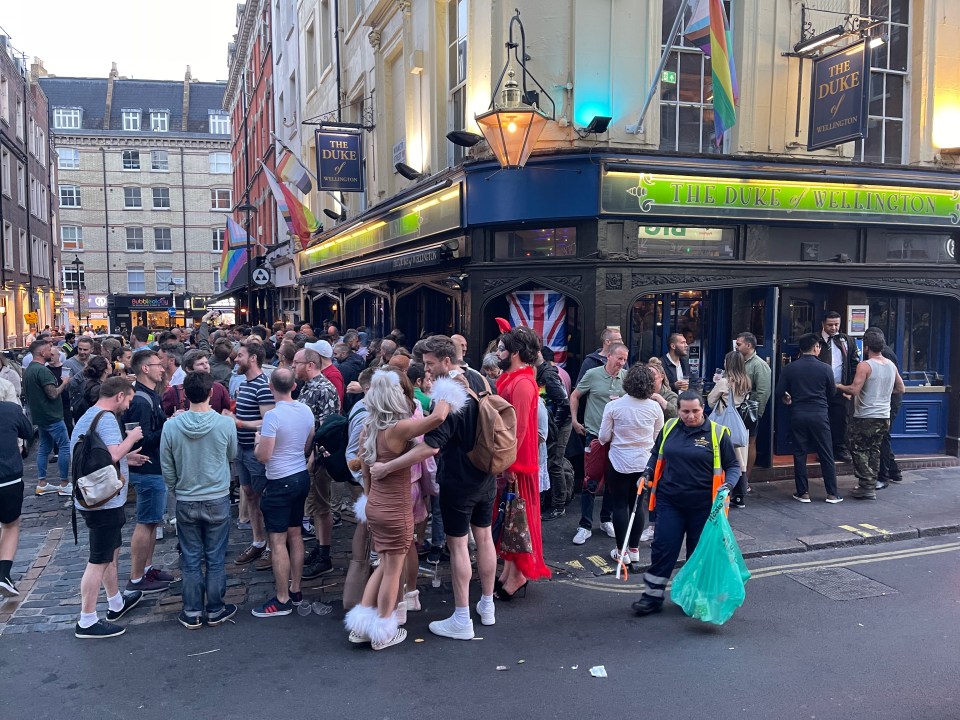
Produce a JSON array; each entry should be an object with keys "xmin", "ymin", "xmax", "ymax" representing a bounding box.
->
[
  {"xmin": 0, "ymin": 401, "xmax": 33, "ymax": 483},
  {"xmin": 424, "ymin": 378, "xmax": 492, "ymax": 491}
]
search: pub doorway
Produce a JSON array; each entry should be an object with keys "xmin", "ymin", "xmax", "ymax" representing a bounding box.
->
[{"xmin": 394, "ymin": 285, "xmax": 459, "ymax": 345}]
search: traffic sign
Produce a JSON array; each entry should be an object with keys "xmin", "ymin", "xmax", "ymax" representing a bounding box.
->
[
  {"xmin": 252, "ymin": 267, "xmax": 271, "ymax": 286},
  {"xmin": 168, "ymin": 307, "xmax": 177, "ymax": 317}
]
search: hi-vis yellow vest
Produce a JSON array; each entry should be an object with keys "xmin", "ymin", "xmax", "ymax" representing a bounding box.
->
[{"xmin": 649, "ymin": 418, "xmax": 728, "ymax": 512}]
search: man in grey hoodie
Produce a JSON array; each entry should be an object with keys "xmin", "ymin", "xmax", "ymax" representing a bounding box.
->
[{"xmin": 160, "ymin": 371, "xmax": 238, "ymax": 629}]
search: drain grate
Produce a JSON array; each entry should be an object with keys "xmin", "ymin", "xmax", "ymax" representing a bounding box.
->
[{"xmin": 785, "ymin": 566, "xmax": 898, "ymax": 601}]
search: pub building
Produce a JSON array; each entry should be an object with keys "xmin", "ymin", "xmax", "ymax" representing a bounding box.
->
[{"xmin": 298, "ymin": 150, "xmax": 960, "ymax": 467}]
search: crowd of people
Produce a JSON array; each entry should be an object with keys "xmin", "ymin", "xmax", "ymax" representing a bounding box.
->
[{"xmin": 0, "ymin": 309, "xmax": 905, "ymax": 643}]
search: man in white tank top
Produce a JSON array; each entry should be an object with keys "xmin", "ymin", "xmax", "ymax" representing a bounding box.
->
[{"xmin": 837, "ymin": 329, "xmax": 905, "ymax": 500}]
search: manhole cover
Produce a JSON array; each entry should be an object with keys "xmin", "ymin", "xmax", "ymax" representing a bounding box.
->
[{"xmin": 785, "ymin": 566, "xmax": 898, "ymax": 601}]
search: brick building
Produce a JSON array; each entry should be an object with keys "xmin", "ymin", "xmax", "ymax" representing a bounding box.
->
[
  {"xmin": 0, "ymin": 39, "xmax": 56, "ymax": 347},
  {"xmin": 39, "ymin": 64, "xmax": 231, "ymax": 331}
]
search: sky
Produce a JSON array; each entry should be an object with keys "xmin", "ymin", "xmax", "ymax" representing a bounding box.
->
[{"xmin": 0, "ymin": 0, "xmax": 240, "ymax": 82}]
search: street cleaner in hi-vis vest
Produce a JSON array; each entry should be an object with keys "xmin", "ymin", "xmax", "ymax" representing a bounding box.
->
[{"xmin": 632, "ymin": 391, "xmax": 742, "ymax": 617}]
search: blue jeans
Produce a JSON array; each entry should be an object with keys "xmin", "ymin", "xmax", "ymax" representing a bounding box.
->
[
  {"xmin": 429, "ymin": 495, "xmax": 445, "ymax": 549},
  {"xmin": 38, "ymin": 420, "xmax": 70, "ymax": 484},
  {"xmin": 129, "ymin": 473, "xmax": 167, "ymax": 524},
  {"xmin": 176, "ymin": 496, "xmax": 232, "ymax": 618}
]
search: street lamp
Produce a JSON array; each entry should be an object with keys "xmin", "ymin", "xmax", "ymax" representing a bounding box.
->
[
  {"xmin": 236, "ymin": 202, "xmax": 258, "ymax": 324},
  {"xmin": 71, "ymin": 255, "xmax": 84, "ymax": 332},
  {"xmin": 474, "ymin": 10, "xmax": 556, "ymax": 169},
  {"xmin": 168, "ymin": 279, "xmax": 176, "ymax": 328}
]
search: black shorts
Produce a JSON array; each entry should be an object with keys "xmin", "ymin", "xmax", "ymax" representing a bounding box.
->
[
  {"xmin": 439, "ymin": 477, "xmax": 496, "ymax": 538},
  {"xmin": 259, "ymin": 470, "xmax": 310, "ymax": 534},
  {"xmin": 0, "ymin": 479, "xmax": 24, "ymax": 524},
  {"xmin": 81, "ymin": 507, "xmax": 126, "ymax": 565}
]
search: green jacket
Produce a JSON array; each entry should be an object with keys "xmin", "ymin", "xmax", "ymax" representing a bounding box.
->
[
  {"xmin": 658, "ymin": 382, "xmax": 679, "ymax": 419},
  {"xmin": 744, "ymin": 352, "xmax": 772, "ymax": 417}
]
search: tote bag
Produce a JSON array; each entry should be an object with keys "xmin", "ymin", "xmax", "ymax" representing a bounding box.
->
[{"xmin": 710, "ymin": 390, "xmax": 749, "ymax": 448}]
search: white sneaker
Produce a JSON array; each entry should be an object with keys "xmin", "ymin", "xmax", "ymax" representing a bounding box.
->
[
  {"xmin": 429, "ymin": 614, "xmax": 475, "ymax": 640},
  {"xmin": 627, "ymin": 548, "xmax": 640, "ymax": 563},
  {"xmin": 476, "ymin": 600, "xmax": 496, "ymax": 626},
  {"xmin": 57, "ymin": 483, "xmax": 73, "ymax": 497},
  {"xmin": 572, "ymin": 527, "xmax": 592, "ymax": 545},
  {"xmin": 610, "ymin": 548, "xmax": 640, "ymax": 563},
  {"xmin": 601, "ymin": 521, "xmax": 616, "ymax": 538},
  {"xmin": 639, "ymin": 525, "xmax": 655, "ymax": 542},
  {"xmin": 372, "ymin": 627, "xmax": 407, "ymax": 650}
]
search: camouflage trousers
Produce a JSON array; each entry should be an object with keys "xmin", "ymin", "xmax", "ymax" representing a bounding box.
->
[{"xmin": 847, "ymin": 417, "xmax": 889, "ymax": 490}]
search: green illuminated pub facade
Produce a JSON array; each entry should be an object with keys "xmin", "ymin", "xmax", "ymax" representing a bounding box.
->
[{"xmin": 298, "ymin": 151, "xmax": 960, "ymax": 462}]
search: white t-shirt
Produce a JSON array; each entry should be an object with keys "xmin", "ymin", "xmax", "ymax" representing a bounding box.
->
[
  {"xmin": 598, "ymin": 396, "xmax": 665, "ymax": 474},
  {"xmin": 260, "ymin": 400, "xmax": 314, "ymax": 479}
]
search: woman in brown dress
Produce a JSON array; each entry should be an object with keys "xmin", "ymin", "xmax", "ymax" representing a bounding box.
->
[{"xmin": 344, "ymin": 369, "xmax": 450, "ymax": 650}]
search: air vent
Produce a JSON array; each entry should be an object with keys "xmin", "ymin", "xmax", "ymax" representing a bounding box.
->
[{"xmin": 903, "ymin": 407, "xmax": 929, "ymax": 433}]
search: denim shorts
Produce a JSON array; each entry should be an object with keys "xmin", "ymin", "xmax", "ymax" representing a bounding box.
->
[
  {"xmin": 129, "ymin": 473, "xmax": 167, "ymax": 525},
  {"xmin": 259, "ymin": 470, "xmax": 310, "ymax": 534},
  {"xmin": 237, "ymin": 445, "xmax": 268, "ymax": 494}
]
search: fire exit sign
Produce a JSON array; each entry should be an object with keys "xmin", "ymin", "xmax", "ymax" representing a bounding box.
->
[{"xmin": 661, "ymin": 70, "xmax": 677, "ymax": 83}]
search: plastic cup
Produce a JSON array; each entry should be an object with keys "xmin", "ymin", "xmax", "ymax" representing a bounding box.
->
[
  {"xmin": 124, "ymin": 422, "xmax": 140, "ymax": 432},
  {"xmin": 61, "ymin": 368, "xmax": 71, "ymax": 380}
]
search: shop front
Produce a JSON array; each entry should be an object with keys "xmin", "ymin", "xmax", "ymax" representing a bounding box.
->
[
  {"xmin": 299, "ymin": 178, "xmax": 467, "ymax": 342},
  {"xmin": 460, "ymin": 152, "xmax": 959, "ymax": 461},
  {"xmin": 60, "ymin": 293, "xmax": 110, "ymax": 333},
  {"xmin": 107, "ymin": 294, "xmax": 192, "ymax": 332}
]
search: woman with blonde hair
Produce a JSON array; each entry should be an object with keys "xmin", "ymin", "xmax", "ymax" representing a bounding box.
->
[
  {"xmin": 708, "ymin": 350, "xmax": 752, "ymax": 507},
  {"xmin": 344, "ymin": 369, "xmax": 452, "ymax": 650}
]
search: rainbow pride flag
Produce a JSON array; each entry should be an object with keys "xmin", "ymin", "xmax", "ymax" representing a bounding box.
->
[
  {"xmin": 263, "ymin": 166, "xmax": 321, "ymax": 252},
  {"xmin": 277, "ymin": 151, "xmax": 313, "ymax": 194},
  {"xmin": 219, "ymin": 218, "xmax": 249, "ymax": 289},
  {"xmin": 684, "ymin": 0, "xmax": 738, "ymax": 142}
]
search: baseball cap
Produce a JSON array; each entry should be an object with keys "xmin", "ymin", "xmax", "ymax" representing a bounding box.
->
[{"xmin": 306, "ymin": 339, "xmax": 333, "ymax": 358}]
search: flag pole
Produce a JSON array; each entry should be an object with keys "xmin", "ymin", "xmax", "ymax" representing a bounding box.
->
[
  {"xmin": 270, "ymin": 131, "xmax": 346, "ymax": 209},
  {"xmin": 626, "ymin": 0, "xmax": 694, "ymax": 135}
]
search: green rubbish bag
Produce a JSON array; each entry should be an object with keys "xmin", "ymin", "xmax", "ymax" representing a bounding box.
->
[{"xmin": 670, "ymin": 492, "xmax": 751, "ymax": 625}]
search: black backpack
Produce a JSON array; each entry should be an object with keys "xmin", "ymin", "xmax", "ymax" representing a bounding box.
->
[
  {"xmin": 70, "ymin": 380, "xmax": 97, "ymax": 421},
  {"xmin": 70, "ymin": 411, "xmax": 121, "ymax": 543},
  {"xmin": 312, "ymin": 405, "xmax": 366, "ymax": 483}
]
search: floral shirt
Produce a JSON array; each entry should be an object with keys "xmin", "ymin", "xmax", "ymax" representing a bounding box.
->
[{"xmin": 297, "ymin": 373, "xmax": 341, "ymax": 431}]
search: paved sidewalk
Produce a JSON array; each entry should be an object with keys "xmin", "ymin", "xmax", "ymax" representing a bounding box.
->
[{"xmin": 3, "ymin": 443, "xmax": 959, "ymax": 635}]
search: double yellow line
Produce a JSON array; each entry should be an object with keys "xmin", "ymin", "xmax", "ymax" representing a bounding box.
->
[{"xmin": 555, "ymin": 540, "xmax": 960, "ymax": 595}]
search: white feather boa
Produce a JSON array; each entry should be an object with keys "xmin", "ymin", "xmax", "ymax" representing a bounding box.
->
[
  {"xmin": 353, "ymin": 494, "xmax": 368, "ymax": 524},
  {"xmin": 429, "ymin": 376, "xmax": 469, "ymax": 414}
]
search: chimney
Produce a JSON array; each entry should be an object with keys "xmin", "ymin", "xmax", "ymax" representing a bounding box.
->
[
  {"xmin": 30, "ymin": 57, "xmax": 48, "ymax": 79},
  {"xmin": 182, "ymin": 66, "xmax": 192, "ymax": 131},
  {"xmin": 104, "ymin": 62, "xmax": 118, "ymax": 131}
]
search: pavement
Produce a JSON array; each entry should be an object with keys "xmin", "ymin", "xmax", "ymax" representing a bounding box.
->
[{"xmin": 2, "ymin": 445, "xmax": 959, "ymax": 637}]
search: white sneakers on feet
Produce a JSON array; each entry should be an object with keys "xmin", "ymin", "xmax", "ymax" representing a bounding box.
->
[
  {"xmin": 600, "ymin": 521, "xmax": 616, "ymax": 538},
  {"xmin": 572, "ymin": 527, "xmax": 592, "ymax": 545},
  {"xmin": 476, "ymin": 601, "xmax": 496, "ymax": 626},
  {"xmin": 610, "ymin": 548, "xmax": 640, "ymax": 564},
  {"xmin": 429, "ymin": 614, "xmax": 475, "ymax": 640},
  {"xmin": 639, "ymin": 525, "xmax": 655, "ymax": 542}
]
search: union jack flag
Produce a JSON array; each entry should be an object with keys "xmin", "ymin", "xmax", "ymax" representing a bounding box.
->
[{"xmin": 507, "ymin": 290, "xmax": 568, "ymax": 365}]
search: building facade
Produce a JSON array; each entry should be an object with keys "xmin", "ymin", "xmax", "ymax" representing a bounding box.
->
[
  {"xmin": 0, "ymin": 41, "xmax": 57, "ymax": 347},
  {"xmin": 292, "ymin": 0, "xmax": 960, "ymax": 460},
  {"xmin": 39, "ymin": 65, "xmax": 231, "ymax": 332},
  {"xmin": 224, "ymin": 0, "xmax": 278, "ymax": 324}
]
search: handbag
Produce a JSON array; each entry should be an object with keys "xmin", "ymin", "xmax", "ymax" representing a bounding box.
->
[
  {"xmin": 73, "ymin": 411, "xmax": 125, "ymax": 508},
  {"xmin": 710, "ymin": 390, "xmax": 749, "ymax": 448},
  {"xmin": 736, "ymin": 391, "xmax": 760, "ymax": 430},
  {"xmin": 499, "ymin": 477, "xmax": 533, "ymax": 554},
  {"xmin": 583, "ymin": 438, "xmax": 610, "ymax": 495}
]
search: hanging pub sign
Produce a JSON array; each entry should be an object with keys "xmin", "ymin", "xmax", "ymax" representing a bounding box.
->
[
  {"xmin": 315, "ymin": 129, "xmax": 365, "ymax": 192},
  {"xmin": 808, "ymin": 41, "xmax": 870, "ymax": 151}
]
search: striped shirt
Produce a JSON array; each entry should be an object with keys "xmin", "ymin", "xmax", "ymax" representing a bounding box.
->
[{"xmin": 235, "ymin": 373, "xmax": 274, "ymax": 446}]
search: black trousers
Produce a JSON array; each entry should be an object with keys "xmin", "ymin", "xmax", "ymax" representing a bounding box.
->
[
  {"xmin": 827, "ymin": 393, "xmax": 851, "ymax": 452},
  {"xmin": 791, "ymin": 412, "xmax": 838, "ymax": 497},
  {"xmin": 879, "ymin": 395, "xmax": 903, "ymax": 481},
  {"xmin": 606, "ymin": 467, "xmax": 644, "ymax": 549}
]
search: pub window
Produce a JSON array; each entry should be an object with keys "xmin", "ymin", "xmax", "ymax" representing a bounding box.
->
[
  {"xmin": 494, "ymin": 227, "xmax": 577, "ymax": 259},
  {"xmin": 659, "ymin": 0, "xmax": 732, "ymax": 154},
  {"xmin": 866, "ymin": 292, "xmax": 946, "ymax": 383},
  {"xmin": 864, "ymin": 231, "xmax": 955, "ymax": 264},
  {"xmin": 632, "ymin": 224, "xmax": 736, "ymax": 259},
  {"xmin": 855, "ymin": 0, "xmax": 909, "ymax": 164},
  {"xmin": 448, "ymin": 0, "xmax": 468, "ymax": 165}
]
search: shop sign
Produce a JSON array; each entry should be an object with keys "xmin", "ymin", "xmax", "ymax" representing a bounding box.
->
[
  {"xmin": 315, "ymin": 130, "xmax": 365, "ymax": 192},
  {"xmin": 304, "ymin": 241, "xmax": 462, "ymax": 285},
  {"xmin": 61, "ymin": 294, "xmax": 107, "ymax": 310},
  {"xmin": 602, "ymin": 171, "xmax": 960, "ymax": 228},
  {"xmin": 808, "ymin": 42, "xmax": 869, "ymax": 151},
  {"xmin": 300, "ymin": 184, "xmax": 462, "ymax": 273},
  {"xmin": 129, "ymin": 296, "xmax": 171, "ymax": 308}
]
